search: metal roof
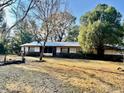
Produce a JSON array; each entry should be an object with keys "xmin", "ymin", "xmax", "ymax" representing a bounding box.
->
[
  {"xmin": 21, "ymin": 41, "xmax": 80, "ymax": 47},
  {"xmin": 21, "ymin": 41, "xmax": 124, "ymax": 50},
  {"xmin": 105, "ymin": 44, "xmax": 124, "ymax": 50}
]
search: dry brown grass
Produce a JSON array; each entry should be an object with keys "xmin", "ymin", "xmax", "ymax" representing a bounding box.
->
[
  {"xmin": 0, "ymin": 55, "xmax": 124, "ymax": 93},
  {"xmin": 6, "ymin": 82, "xmax": 33, "ymax": 93}
]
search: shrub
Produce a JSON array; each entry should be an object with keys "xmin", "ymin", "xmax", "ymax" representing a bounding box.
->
[{"xmin": 0, "ymin": 43, "xmax": 4, "ymax": 54}]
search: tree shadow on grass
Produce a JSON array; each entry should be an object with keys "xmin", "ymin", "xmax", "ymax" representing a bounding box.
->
[
  {"xmin": 0, "ymin": 60, "xmax": 25, "ymax": 66},
  {"xmin": 32, "ymin": 60, "xmax": 46, "ymax": 63}
]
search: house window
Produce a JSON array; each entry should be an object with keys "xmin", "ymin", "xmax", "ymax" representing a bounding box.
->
[
  {"xmin": 76, "ymin": 48, "xmax": 82, "ymax": 53},
  {"xmin": 35, "ymin": 47, "xmax": 40, "ymax": 52},
  {"xmin": 30, "ymin": 47, "xmax": 35, "ymax": 52},
  {"xmin": 62, "ymin": 48, "xmax": 68, "ymax": 53},
  {"xmin": 70, "ymin": 48, "xmax": 76, "ymax": 53}
]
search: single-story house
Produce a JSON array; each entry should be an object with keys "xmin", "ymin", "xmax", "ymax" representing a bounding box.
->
[
  {"xmin": 21, "ymin": 41, "xmax": 124, "ymax": 56},
  {"xmin": 21, "ymin": 42, "xmax": 82, "ymax": 56}
]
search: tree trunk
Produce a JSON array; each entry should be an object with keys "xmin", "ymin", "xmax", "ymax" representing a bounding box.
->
[
  {"xmin": 40, "ymin": 46, "xmax": 45, "ymax": 61},
  {"xmin": 21, "ymin": 51, "xmax": 25, "ymax": 63},
  {"xmin": 39, "ymin": 42, "xmax": 46, "ymax": 61},
  {"xmin": 58, "ymin": 37, "xmax": 62, "ymax": 42},
  {"xmin": 96, "ymin": 46, "xmax": 104, "ymax": 57},
  {"xmin": 4, "ymin": 54, "xmax": 7, "ymax": 63}
]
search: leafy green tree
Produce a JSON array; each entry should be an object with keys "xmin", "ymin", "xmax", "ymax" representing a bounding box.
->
[
  {"xmin": 122, "ymin": 23, "xmax": 124, "ymax": 45},
  {"xmin": 0, "ymin": 10, "xmax": 5, "ymax": 39},
  {"xmin": 0, "ymin": 43, "xmax": 4, "ymax": 54},
  {"xmin": 11, "ymin": 31, "xmax": 33, "ymax": 54},
  {"xmin": 66, "ymin": 25, "xmax": 79, "ymax": 42},
  {"xmin": 11, "ymin": 20, "xmax": 34, "ymax": 54},
  {"xmin": 0, "ymin": 10, "xmax": 7, "ymax": 54},
  {"xmin": 0, "ymin": 0, "xmax": 34, "ymax": 62},
  {"xmin": 78, "ymin": 4, "xmax": 123, "ymax": 56}
]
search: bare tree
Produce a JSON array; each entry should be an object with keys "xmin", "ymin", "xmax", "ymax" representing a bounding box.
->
[
  {"xmin": 48, "ymin": 11, "xmax": 76, "ymax": 42},
  {"xmin": 0, "ymin": 0, "xmax": 35, "ymax": 62},
  {"xmin": 0, "ymin": 0, "xmax": 15, "ymax": 39},
  {"xmin": 0, "ymin": 10, "xmax": 5, "ymax": 39},
  {"xmin": 32, "ymin": 0, "xmax": 65, "ymax": 61},
  {"xmin": 9, "ymin": 0, "xmax": 36, "ymax": 62},
  {"xmin": 8, "ymin": 0, "xmax": 35, "ymax": 31},
  {"xmin": 0, "ymin": 0, "xmax": 16, "ymax": 11}
]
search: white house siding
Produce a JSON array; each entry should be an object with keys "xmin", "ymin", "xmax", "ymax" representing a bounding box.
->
[
  {"xmin": 25, "ymin": 47, "xmax": 29, "ymax": 53},
  {"xmin": 21, "ymin": 47, "xmax": 24, "ymax": 52},
  {"xmin": 56, "ymin": 47, "xmax": 61, "ymax": 53},
  {"xmin": 70, "ymin": 48, "xmax": 77, "ymax": 53},
  {"xmin": 44, "ymin": 53, "xmax": 53, "ymax": 56},
  {"xmin": 104, "ymin": 50, "xmax": 121, "ymax": 55}
]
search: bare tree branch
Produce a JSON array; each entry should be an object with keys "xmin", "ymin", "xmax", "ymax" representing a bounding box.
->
[
  {"xmin": 7, "ymin": 0, "xmax": 34, "ymax": 32},
  {"xmin": 0, "ymin": 0, "xmax": 16, "ymax": 11}
]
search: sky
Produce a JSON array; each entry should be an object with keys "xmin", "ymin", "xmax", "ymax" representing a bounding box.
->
[
  {"xmin": 68, "ymin": 0, "xmax": 124, "ymax": 24},
  {"xmin": 6, "ymin": 0, "xmax": 124, "ymax": 26}
]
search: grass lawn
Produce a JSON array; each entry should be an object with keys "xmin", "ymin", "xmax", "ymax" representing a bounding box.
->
[{"xmin": 0, "ymin": 55, "xmax": 124, "ymax": 93}]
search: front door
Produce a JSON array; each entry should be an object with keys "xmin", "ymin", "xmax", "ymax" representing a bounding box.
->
[{"xmin": 44, "ymin": 47, "xmax": 53, "ymax": 56}]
